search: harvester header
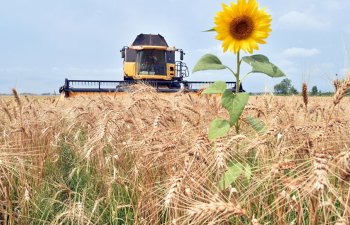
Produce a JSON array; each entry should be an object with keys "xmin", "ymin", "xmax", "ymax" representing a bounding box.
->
[{"xmin": 59, "ymin": 33, "xmax": 242, "ymax": 97}]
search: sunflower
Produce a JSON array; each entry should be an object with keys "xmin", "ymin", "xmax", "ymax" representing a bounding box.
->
[{"xmin": 214, "ymin": 0, "xmax": 271, "ymax": 54}]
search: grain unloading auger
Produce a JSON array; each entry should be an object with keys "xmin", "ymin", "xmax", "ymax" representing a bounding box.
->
[{"xmin": 59, "ymin": 34, "xmax": 243, "ymax": 97}]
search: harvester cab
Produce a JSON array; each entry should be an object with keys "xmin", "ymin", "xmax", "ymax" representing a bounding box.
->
[
  {"xmin": 120, "ymin": 34, "xmax": 189, "ymax": 87},
  {"xmin": 59, "ymin": 33, "xmax": 241, "ymax": 97}
]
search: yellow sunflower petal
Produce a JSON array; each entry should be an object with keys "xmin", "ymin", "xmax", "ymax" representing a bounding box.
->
[{"xmin": 214, "ymin": 0, "xmax": 271, "ymax": 54}]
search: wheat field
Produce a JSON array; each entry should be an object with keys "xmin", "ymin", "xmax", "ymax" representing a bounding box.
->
[{"xmin": 1, "ymin": 81, "xmax": 350, "ymax": 224}]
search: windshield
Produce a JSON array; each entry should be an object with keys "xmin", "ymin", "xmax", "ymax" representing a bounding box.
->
[{"xmin": 138, "ymin": 50, "xmax": 166, "ymax": 75}]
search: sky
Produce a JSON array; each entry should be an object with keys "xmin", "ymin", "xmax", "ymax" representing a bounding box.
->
[{"xmin": 1, "ymin": 0, "xmax": 350, "ymax": 94}]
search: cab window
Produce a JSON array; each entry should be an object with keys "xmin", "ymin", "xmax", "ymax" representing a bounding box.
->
[{"xmin": 138, "ymin": 50, "xmax": 166, "ymax": 75}]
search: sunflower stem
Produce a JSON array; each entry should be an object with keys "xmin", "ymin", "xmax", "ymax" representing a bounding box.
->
[
  {"xmin": 235, "ymin": 50, "xmax": 241, "ymax": 94},
  {"xmin": 234, "ymin": 50, "xmax": 241, "ymax": 133}
]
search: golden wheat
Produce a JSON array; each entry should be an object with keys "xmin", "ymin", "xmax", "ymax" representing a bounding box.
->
[{"xmin": 1, "ymin": 85, "xmax": 350, "ymax": 224}]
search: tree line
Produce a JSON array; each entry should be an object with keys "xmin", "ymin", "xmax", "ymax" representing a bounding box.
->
[{"xmin": 273, "ymin": 78, "xmax": 324, "ymax": 96}]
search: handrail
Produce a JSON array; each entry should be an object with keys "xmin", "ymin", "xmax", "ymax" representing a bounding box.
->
[{"xmin": 59, "ymin": 78, "xmax": 243, "ymax": 95}]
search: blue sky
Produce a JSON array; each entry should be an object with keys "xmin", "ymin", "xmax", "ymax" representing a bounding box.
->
[{"xmin": 1, "ymin": 0, "xmax": 350, "ymax": 93}]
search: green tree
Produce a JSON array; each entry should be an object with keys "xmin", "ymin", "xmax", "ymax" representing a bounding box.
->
[
  {"xmin": 274, "ymin": 78, "xmax": 293, "ymax": 94},
  {"xmin": 311, "ymin": 86, "xmax": 318, "ymax": 96},
  {"xmin": 290, "ymin": 86, "xmax": 298, "ymax": 95}
]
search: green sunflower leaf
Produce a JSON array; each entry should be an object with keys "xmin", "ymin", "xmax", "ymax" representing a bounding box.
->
[
  {"xmin": 192, "ymin": 54, "xmax": 227, "ymax": 73},
  {"xmin": 246, "ymin": 116, "xmax": 267, "ymax": 134},
  {"xmin": 221, "ymin": 90, "xmax": 249, "ymax": 126},
  {"xmin": 244, "ymin": 164, "xmax": 252, "ymax": 183},
  {"xmin": 219, "ymin": 163, "xmax": 243, "ymax": 190},
  {"xmin": 242, "ymin": 54, "xmax": 285, "ymax": 78},
  {"xmin": 203, "ymin": 28, "xmax": 215, "ymax": 32},
  {"xmin": 202, "ymin": 81, "xmax": 227, "ymax": 94},
  {"xmin": 208, "ymin": 118, "xmax": 231, "ymax": 140}
]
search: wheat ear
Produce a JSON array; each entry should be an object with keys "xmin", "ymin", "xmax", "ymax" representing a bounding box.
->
[
  {"xmin": 0, "ymin": 100, "xmax": 12, "ymax": 121},
  {"xmin": 186, "ymin": 201, "xmax": 246, "ymax": 223},
  {"xmin": 302, "ymin": 83, "xmax": 308, "ymax": 109},
  {"xmin": 333, "ymin": 74, "xmax": 350, "ymax": 106},
  {"xmin": 12, "ymin": 88, "xmax": 22, "ymax": 110}
]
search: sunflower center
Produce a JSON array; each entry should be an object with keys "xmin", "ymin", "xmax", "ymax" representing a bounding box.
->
[{"xmin": 229, "ymin": 16, "xmax": 254, "ymax": 40}]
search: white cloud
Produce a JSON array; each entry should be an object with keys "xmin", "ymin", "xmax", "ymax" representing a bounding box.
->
[
  {"xmin": 282, "ymin": 47, "xmax": 320, "ymax": 58},
  {"xmin": 340, "ymin": 67, "xmax": 350, "ymax": 75},
  {"xmin": 67, "ymin": 67, "xmax": 121, "ymax": 74},
  {"xmin": 320, "ymin": 0, "xmax": 350, "ymax": 12},
  {"xmin": 0, "ymin": 67, "xmax": 35, "ymax": 73},
  {"xmin": 278, "ymin": 11, "xmax": 330, "ymax": 30},
  {"xmin": 194, "ymin": 44, "xmax": 223, "ymax": 56}
]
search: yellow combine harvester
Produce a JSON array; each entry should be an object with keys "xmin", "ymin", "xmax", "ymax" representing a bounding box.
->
[{"xmin": 59, "ymin": 34, "xmax": 239, "ymax": 97}]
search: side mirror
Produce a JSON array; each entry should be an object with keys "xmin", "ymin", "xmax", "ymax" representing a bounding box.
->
[
  {"xmin": 121, "ymin": 46, "xmax": 128, "ymax": 59},
  {"xmin": 180, "ymin": 50, "xmax": 184, "ymax": 60}
]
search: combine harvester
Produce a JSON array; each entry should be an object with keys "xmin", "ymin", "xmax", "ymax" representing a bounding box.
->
[{"xmin": 59, "ymin": 34, "xmax": 242, "ymax": 97}]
